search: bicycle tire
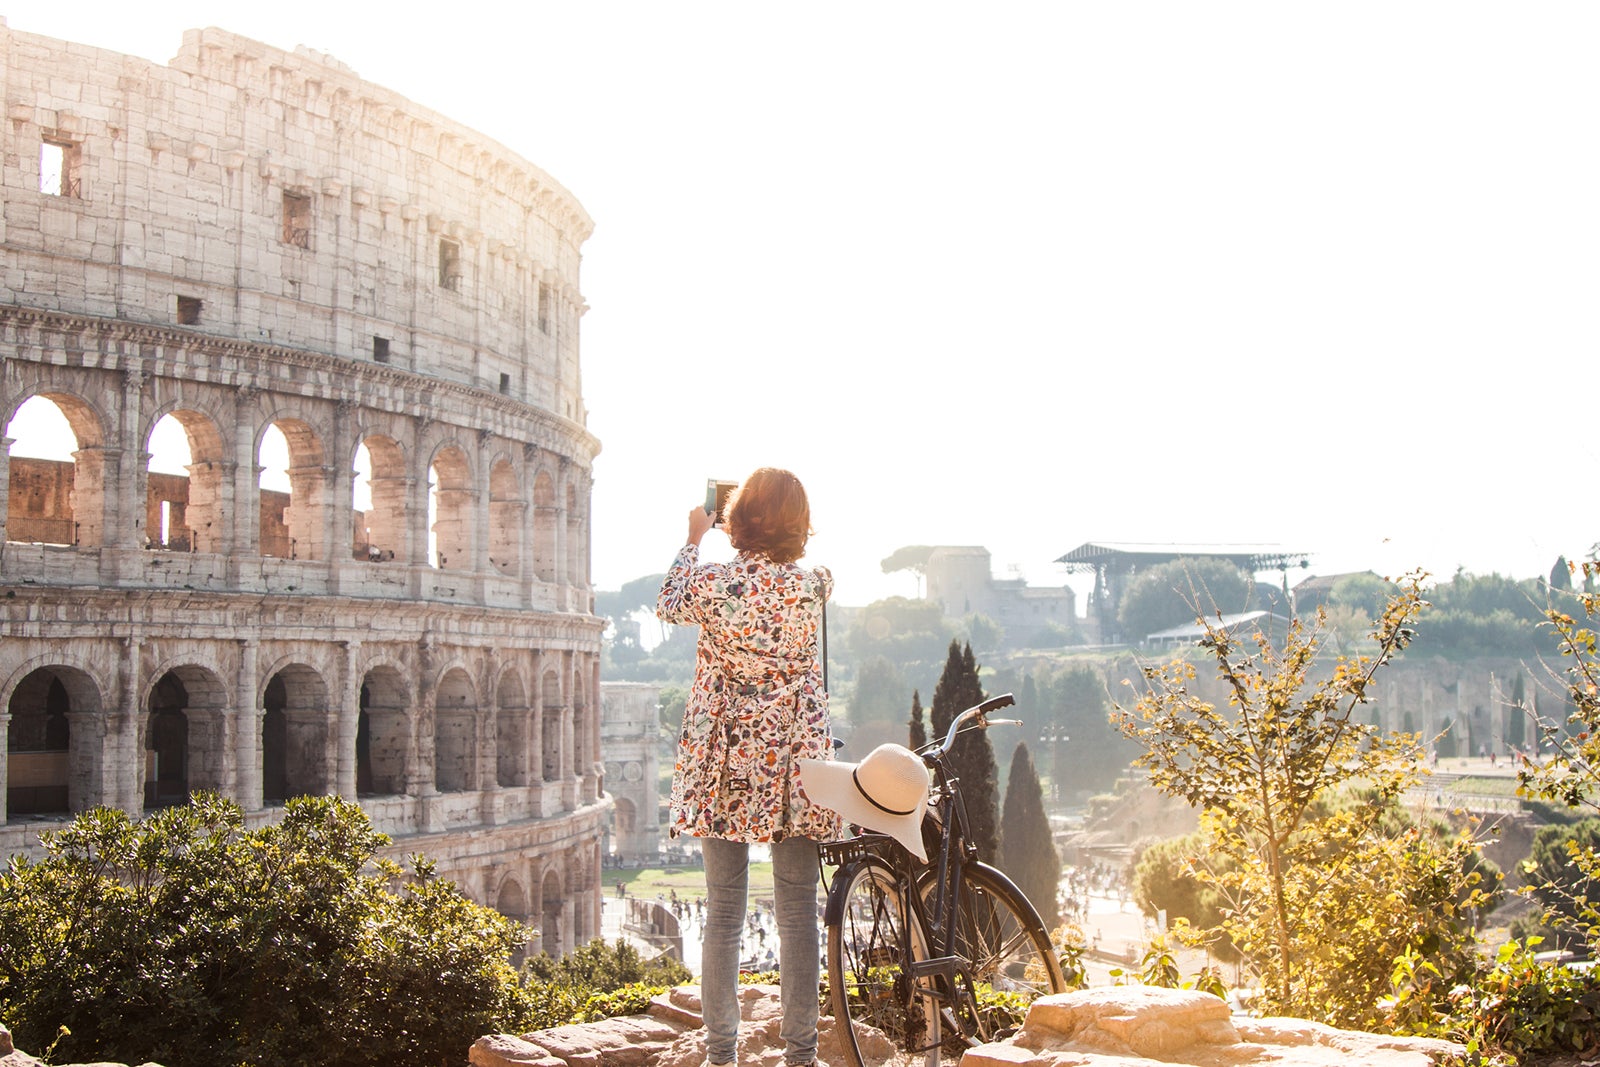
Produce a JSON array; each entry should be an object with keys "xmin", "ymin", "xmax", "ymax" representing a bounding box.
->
[
  {"xmin": 923, "ymin": 861, "xmax": 1066, "ymax": 1047},
  {"xmin": 825, "ymin": 855, "xmax": 934, "ymax": 1067}
]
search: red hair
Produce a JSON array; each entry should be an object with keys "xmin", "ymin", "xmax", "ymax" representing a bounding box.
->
[{"xmin": 726, "ymin": 468, "xmax": 811, "ymax": 564}]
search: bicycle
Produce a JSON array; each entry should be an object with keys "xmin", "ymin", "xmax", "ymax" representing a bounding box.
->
[{"xmin": 821, "ymin": 693, "xmax": 1067, "ymax": 1067}]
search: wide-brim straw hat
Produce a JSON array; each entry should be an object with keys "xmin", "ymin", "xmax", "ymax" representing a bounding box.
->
[{"xmin": 799, "ymin": 743, "xmax": 931, "ymax": 863}]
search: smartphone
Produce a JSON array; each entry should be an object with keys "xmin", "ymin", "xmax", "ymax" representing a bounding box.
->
[{"xmin": 704, "ymin": 479, "xmax": 738, "ymax": 526}]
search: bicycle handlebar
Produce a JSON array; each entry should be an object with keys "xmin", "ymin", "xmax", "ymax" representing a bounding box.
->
[{"xmin": 925, "ymin": 693, "xmax": 1016, "ymax": 761}]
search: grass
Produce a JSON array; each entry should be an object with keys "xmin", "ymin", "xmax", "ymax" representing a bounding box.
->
[{"xmin": 608, "ymin": 862, "xmax": 777, "ymax": 903}]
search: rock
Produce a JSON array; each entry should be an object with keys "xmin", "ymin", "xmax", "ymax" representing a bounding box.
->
[
  {"xmin": 1235, "ymin": 1017, "xmax": 1468, "ymax": 1063},
  {"xmin": 470, "ymin": 1033, "xmax": 567, "ymax": 1067},
  {"xmin": 962, "ymin": 987, "xmax": 1466, "ymax": 1067},
  {"xmin": 1015, "ymin": 987, "xmax": 1239, "ymax": 1058},
  {"xmin": 523, "ymin": 1014, "xmax": 696, "ymax": 1067}
]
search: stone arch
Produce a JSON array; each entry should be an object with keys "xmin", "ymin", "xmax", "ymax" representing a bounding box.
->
[
  {"xmin": 487, "ymin": 454, "xmax": 521, "ymax": 576},
  {"xmin": 565, "ymin": 479, "xmax": 584, "ymax": 585},
  {"xmin": 572, "ymin": 669, "xmax": 589, "ymax": 785},
  {"xmin": 352, "ymin": 432, "xmax": 407, "ymax": 563},
  {"xmin": 495, "ymin": 875, "xmax": 529, "ymax": 920},
  {"xmin": 540, "ymin": 667, "xmax": 563, "ymax": 784},
  {"xmin": 495, "ymin": 667, "xmax": 528, "ymax": 788},
  {"xmin": 433, "ymin": 665, "xmax": 478, "ymax": 793},
  {"xmin": 428, "ymin": 442, "xmax": 473, "ymax": 570},
  {"xmin": 357, "ymin": 663, "xmax": 411, "ymax": 797},
  {"xmin": 261, "ymin": 662, "xmax": 332, "ymax": 804},
  {"xmin": 144, "ymin": 663, "xmax": 230, "ymax": 809},
  {"xmin": 6, "ymin": 664, "xmax": 104, "ymax": 816},
  {"xmin": 4, "ymin": 390, "xmax": 108, "ymax": 547},
  {"xmin": 539, "ymin": 867, "xmax": 565, "ymax": 958},
  {"xmin": 531, "ymin": 468, "xmax": 556, "ymax": 582},
  {"xmin": 258, "ymin": 413, "xmax": 329, "ymax": 560},
  {"xmin": 145, "ymin": 405, "xmax": 228, "ymax": 553}
]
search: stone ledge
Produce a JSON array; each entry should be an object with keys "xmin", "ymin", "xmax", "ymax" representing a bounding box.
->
[{"xmin": 965, "ymin": 987, "xmax": 1465, "ymax": 1067}]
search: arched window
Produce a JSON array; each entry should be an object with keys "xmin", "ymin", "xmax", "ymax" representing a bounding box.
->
[
  {"xmin": 259, "ymin": 419, "xmax": 328, "ymax": 560},
  {"xmin": 541, "ymin": 668, "xmax": 563, "ymax": 784},
  {"xmin": 146, "ymin": 410, "xmax": 225, "ymax": 553},
  {"xmin": 531, "ymin": 470, "xmax": 557, "ymax": 582},
  {"xmin": 261, "ymin": 665, "xmax": 331, "ymax": 805},
  {"xmin": 146, "ymin": 674, "xmax": 191, "ymax": 809},
  {"xmin": 496, "ymin": 671, "xmax": 528, "ymax": 788},
  {"xmin": 6, "ymin": 394, "xmax": 104, "ymax": 547},
  {"xmin": 357, "ymin": 667, "xmax": 409, "ymax": 796},
  {"xmin": 428, "ymin": 446, "xmax": 472, "ymax": 570},
  {"xmin": 434, "ymin": 667, "xmax": 477, "ymax": 793},
  {"xmin": 145, "ymin": 666, "xmax": 230, "ymax": 810},
  {"xmin": 488, "ymin": 457, "xmax": 521, "ymax": 576},
  {"xmin": 352, "ymin": 435, "xmax": 406, "ymax": 563},
  {"xmin": 6, "ymin": 667, "xmax": 98, "ymax": 815}
]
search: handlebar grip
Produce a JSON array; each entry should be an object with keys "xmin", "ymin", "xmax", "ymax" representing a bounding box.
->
[{"xmin": 978, "ymin": 693, "xmax": 1015, "ymax": 713}]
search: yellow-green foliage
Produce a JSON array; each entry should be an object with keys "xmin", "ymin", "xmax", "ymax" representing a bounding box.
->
[{"xmin": 1117, "ymin": 577, "xmax": 1496, "ymax": 1026}]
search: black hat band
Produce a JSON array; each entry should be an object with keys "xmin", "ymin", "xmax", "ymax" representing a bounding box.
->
[{"xmin": 852, "ymin": 767, "xmax": 918, "ymax": 817}]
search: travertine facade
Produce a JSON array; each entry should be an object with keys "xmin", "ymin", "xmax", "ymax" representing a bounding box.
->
[{"xmin": 0, "ymin": 20, "xmax": 605, "ymax": 954}]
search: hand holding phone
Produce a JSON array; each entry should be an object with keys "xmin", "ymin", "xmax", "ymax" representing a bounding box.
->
[{"xmin": 704, "ymin": 479, "xmax": 738, "ymax": 526}]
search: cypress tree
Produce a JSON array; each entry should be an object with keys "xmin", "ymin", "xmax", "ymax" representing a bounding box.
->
[
  {"xmin": 999, "ymin": 742, "xmax": 1059, "ymax": 930},
  {"xmin": 930, "ymin": 639, "xmax": 1000, "ymax": 864},
  {"xmin": 908, "ymin": 690, "xmax": 927, "ymax": 750},
  {"xmin": 929, "ymin": 640, "xmax": 966, "ymax": 739}
]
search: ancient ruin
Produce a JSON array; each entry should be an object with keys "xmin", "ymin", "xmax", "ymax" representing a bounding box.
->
[{"xmin": 0, "ymin": 19, "xmax": 605, "ymax": 951}]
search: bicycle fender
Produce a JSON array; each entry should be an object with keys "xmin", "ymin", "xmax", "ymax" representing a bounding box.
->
[
  {"xmin": 823, "ymin": 856, "xmax": 889, "ymax": 927},
  {"xmin": 966, "ymin": 861, "xmax": 1052, "ymax": 930}
]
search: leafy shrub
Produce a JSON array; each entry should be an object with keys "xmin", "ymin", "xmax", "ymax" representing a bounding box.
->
[
  {"xmin": 0, "ymin": 793, "xmax": 534, "ymax": 1067},
  {"xmin": 576, "ymin": 981, "xmax": 668, "ymax": 1023},
  {"xmin": 522, "ymin": 937, "xmax": 691, "ymax": 1029},
  {"xmin": 1449, "ymin": 939, "xmax": 1600, "ymax": 1060}
]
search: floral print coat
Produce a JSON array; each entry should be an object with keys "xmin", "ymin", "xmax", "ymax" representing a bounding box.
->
[{"xmin": 656, "ymin": 544, "xmax": 843, "ymax": 844}]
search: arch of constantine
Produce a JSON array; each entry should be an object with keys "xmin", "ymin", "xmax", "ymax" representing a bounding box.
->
[{"xmin": 0, "ymin": 21, "xmax": 605, "ymax": 954}]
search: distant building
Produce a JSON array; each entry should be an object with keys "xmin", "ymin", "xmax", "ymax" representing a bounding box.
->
[
  {"xmin": 923, "ymin": 547, "xmax": 1076, "ymax": 646},
  {"xmin": 599, "ymin": 682, "xmax": 662, "ymax": 863},
  {"xmin": 1056, "ymin": 542, "xmax": 1311, "ymax": 644}
]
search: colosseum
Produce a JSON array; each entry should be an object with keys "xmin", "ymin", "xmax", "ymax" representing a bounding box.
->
[{"xmin": 0, "ymin": 20, "xmax": 606, "ymax": 954}]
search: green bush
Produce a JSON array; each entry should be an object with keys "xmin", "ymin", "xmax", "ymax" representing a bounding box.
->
[
  {"xmin": 522, "ymin": 937, "xmax": 691, "ymax": 1029},
  {"xmin": 0, "ymin": 793, "xmax": 535, "ymax": 1067}
]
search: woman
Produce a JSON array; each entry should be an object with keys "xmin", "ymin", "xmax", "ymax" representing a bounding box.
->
[{"xmin": 656, "ymin": 468, "xmax": 841, "ymax": 1067}]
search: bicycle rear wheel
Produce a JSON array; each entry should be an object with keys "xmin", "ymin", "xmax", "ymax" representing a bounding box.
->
[
  {"xmin": 926, "ymin": 862, "xmax": 1066, "ymax": 1046},
  {"xmin": 826, "ymin": 855, "xmax": 933, "ymax": 1067}
]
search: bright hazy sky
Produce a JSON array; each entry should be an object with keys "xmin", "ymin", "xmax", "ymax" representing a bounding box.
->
[{"xmin": 6, "ymin": 3, "xmax": 1598, "ymax": 607}]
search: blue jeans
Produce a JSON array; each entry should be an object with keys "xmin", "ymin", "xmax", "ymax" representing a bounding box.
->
[{"xmin": 700, "ymin": 835, "xmax": 821, "ymax": 1065}]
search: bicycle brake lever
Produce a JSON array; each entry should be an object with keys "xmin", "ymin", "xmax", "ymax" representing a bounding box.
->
[{"xmin": 985, "ymin": 717, "xmax": 1023, "ymax": 727}]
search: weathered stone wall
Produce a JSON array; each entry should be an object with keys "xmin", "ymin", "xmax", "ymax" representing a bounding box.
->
[
  {"xmin": 0, "ymin": 22, "xmax": 591, "ymax": 419},
  {"xmin": 3, "ymin": 457, "xmax": 71, "ymax": 543},
  {"xmin": 0, "ymin": 20, "xmax": 607, "ymax": 951}
]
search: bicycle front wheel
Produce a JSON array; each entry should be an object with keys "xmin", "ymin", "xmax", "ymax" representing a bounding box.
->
[
  {"xmin": 826, "ymin": 855, "xmax": 932, "ymax": 1067},
  {"xmin": 937, "ymin": 862, "xmax": 1066, "ymax": 1043}
]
